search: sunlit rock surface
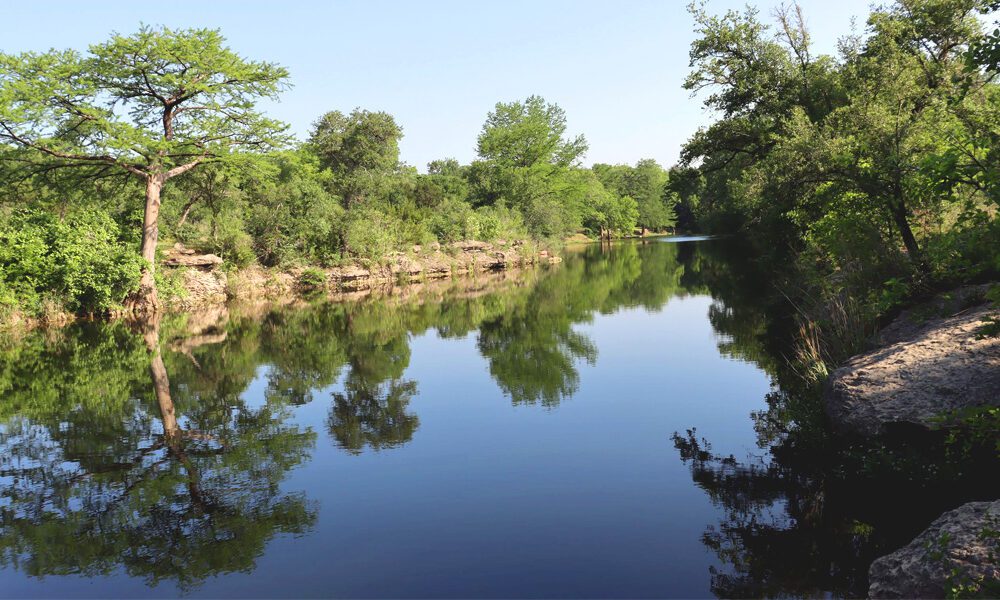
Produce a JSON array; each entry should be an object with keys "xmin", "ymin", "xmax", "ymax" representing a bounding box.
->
[{"xmin": 825, "ymin": 292, "xmax": 1000, "ymax": 436}]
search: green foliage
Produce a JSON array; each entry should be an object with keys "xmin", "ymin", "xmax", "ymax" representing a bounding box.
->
[
  {"xmin": 0, "ymin": 207, "xmax": 143, "ymax": 314},
  {"xmin": 297, "ymin": 267, "xmax": 327, "ymax": 292},
  {"xmin": 428, "ymin": 197, "xmax": 480, "ymax": 242},
  {"xmin": 309, "ymin": 109, "xmax": 402, "ymax": 206},
  {"xmin": 342, "ymin": 206, "xmax": 401, "ymax": 261},
  {"xmin": 476, "ymin": 205, "xmax": 527, "ymax": 241},
  {"xmin": 680, "ymin": 0, "xmax": 1000, "ymax": 357},
  {"xmin": 593, "ymin": 159, "xmax": 675, "ymax": 231}
]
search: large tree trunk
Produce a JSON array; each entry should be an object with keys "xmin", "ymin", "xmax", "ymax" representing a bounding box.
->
[{"xmin": 130, "ymin": 175, "xmax": 165, "ymax": 313}]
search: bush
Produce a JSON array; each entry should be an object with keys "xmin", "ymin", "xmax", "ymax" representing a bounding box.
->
[
  {"xmin": 476, "ymin": 205, "xmax": 527, "ymax": 241},
  {"xmin": 524, "ymin": 197, "xmax": 578, "ymax": 240},
  {"xmin": 208, "ymin": 216, "xmax": 256, "ymax": 269},
  {"xmin": 428, "ymin": 197, "xmax": 480, "ymax": 242},
  {"xmin": 0, "ymin": 207, "xmax": 143, "ymax": 315},
  {"xmin": 342, "ymin": 207, "xmax": 401, "ymax": 261},
  {"xmin": 297, "ymin": 267, "xmax": 327, "ymax": 291}
]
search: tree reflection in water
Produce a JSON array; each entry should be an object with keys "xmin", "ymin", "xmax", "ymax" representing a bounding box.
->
[
  {"xmin": 1, "ymin": 238, "xmax": 825, "ymax": 592},
  {"xmin": 671, "ymin": 239, "xmax": 1000, "ymax": 598},
  {"xmin": 0, "ymin": 314, "xmax": 317, "ymax": 590}
]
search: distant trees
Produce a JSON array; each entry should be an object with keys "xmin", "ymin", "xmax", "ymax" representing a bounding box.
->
[
  {"xmin": 0, "ymin": 27, "xmax": 679, "ymax": 321},
  {"xmin": 594, "ymin": 159, "xmax": 676, "ymax": 234},
  {"xmin": 0, "ymin": 26, "xmax": 290, "ymax": 311}
]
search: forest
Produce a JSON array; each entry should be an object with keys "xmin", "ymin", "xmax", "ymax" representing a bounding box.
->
[
  {"xmin": 1, "ymin": 1, "xmax": 999, "ymax": 596},
  {"xmin": 0, "ymin": 29, "xmax": 675, "ymax": 321}
]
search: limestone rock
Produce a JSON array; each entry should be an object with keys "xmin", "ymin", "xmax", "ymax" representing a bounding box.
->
[
  {"xmin": 869, "ymin": 500, "xmax": 1000, "ymax": 598},
  {"xmin": 163, "ymin": 243, "xmax": 223, "ymax": 269},
  {"xmin": 176, "ymin": 269, "xmax": 228, "ymax": 308},
  {"xmin": 825, "ymin": 301, "xmax": 1000, "ymax": 435},
  {"xmin": 452, "ymin": 240, "xmax": 492, "ymax": 252},
  {"xmin": 333, "ymin": 265, "xmax": 371, "ymax": 282},
  {"xmin": 163, "ymin": 253, "xmax": 224, "ymax": 268}
]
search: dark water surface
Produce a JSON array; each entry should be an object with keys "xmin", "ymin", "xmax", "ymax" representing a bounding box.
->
[{"xmin": 5, "ymin": 238, "xmax": 986, "ymax": 598}]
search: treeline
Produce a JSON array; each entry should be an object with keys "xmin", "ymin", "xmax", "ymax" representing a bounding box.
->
[
  {"xmin": 675, "ymin": 0, "xmax": 1000, "ymax": 370},
  {"xmin": 0, "ymin": 26, "xmax": 679, "ymax": 320}
]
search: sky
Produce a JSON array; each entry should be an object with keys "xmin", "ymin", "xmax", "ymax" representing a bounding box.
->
[{"xmin": 1, "ymin": 0, "xmax": 876, "ymax": 172}]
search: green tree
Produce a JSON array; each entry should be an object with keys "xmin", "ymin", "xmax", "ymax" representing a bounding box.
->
[
  {"xmin": 470, "ymin": 96, "xmax": 592, "ymax": 238},
  {"xmin": 0, "ymin": 26, "xmax": 290, "ymax": 310},
  {"xmin": 594, "ymin": 159, "xmax": 675, "ymax": 233},
  {"xmin": 308, "ymin": 108, "xmax": 403, "ymax": 206}
]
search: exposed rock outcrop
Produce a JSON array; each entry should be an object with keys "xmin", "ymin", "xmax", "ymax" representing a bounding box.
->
[
  {"xmin": 181, "ymin": 240, "xmax": 553, "ymax": 304},
  {"xmin": 824, "ymin": 293, "xmax": 1000, "ymax": 436},
  {"xmin": 324, "ymin": 240, "xmax": 540, "ymax": 292},
  {"xmin": 163, "ymin": 243, "xmax": 223, "ymax": 268},
  {"xmin": 869, "ymin": 500, "xmax": 1000, "ymax": 598}
]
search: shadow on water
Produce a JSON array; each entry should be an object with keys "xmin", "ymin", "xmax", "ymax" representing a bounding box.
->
[
  {"xmin": 1, "ymin": 237, "xmax": 994, "ymax": 596},
  {"xmin": 668, "ymin": 239, "xmax": 1000, "ymax": 598}
]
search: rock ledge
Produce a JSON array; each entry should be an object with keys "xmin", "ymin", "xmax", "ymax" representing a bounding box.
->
[{"xmin": 825, "ymin": 297, "xmax": 1000, "ymax": 436}]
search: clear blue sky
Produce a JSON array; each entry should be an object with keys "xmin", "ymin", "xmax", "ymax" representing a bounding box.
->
[{"xmin": 2, "ymin": 0, "xmax": 874, "ymax": 171}]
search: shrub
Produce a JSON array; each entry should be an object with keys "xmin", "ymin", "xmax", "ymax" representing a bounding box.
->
[
  {"xmin": 477, "ymin": 205, "xmax": 527, "ymax": 241},
  {"xmin": 297, "ymin": 267, "xmax": 327, "ymax": 291},
  {"xmin": 209, "ymin": 217, "xmax": 256, "ymax": 269},
  {"xmin": 0, "ymin": 207, "xmax": 143, "ymax": 315},
  {"xmin": 429, "ymin": 197, "xmax": 480, "ymax": 242},
  {"xmin": 524, "ymin": 197, "xmax": 577, "ymax": 240},
  {"xmin": 342, "ymin": 207, "xmax": 401, "ymax": 261}
]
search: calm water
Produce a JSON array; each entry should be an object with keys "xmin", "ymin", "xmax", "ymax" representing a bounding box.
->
[{"xmin": 0, "ymin": 238, "xmax": 910, "ymax": 597}]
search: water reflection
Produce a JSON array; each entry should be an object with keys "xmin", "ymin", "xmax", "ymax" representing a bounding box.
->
[
  {"xmin": 0, "ymin": 238, "xmax": 805, "ymax": 593},
  {"xmin": 0, "ymin": 315, "xmax": 317, "ymax": 590}
]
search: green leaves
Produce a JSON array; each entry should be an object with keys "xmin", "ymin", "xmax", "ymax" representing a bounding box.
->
[
  {"xmin": 476, "ymin": 95, "xmax": 587, "ymax": 169},
  {"xmin": 0, "ymin": 25, "xmax": 291, "ymax": 176}
]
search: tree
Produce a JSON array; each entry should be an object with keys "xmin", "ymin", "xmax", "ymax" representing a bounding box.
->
[
  {"xmin": 593, "ymin": 159, "xmax": 675, "ymax": 233},
  {"xmin": 476, "ymin": 95, "xmax": 586, "ymax": 170},
  {"xmin": 0, "ymin": 26, "xmax": 290, "ymax": 311},
  {"xmin": 469, "ymin": 96, "xmax": 591, "ymax": 238},
  {"xmin": 308, "ymin": 108, "xmax": 403, "ymax": 206}
]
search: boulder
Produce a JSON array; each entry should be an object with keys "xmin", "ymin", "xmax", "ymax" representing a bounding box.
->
[
  {"xmin": 333, "ymin": 265, "xmax": 371, "ymax": 282},
  {"xmin": 176, "ymin": 269, "xmax": 227, "ymax": 307},
  {"xmin": 825, "ymin": 302, "xmax": 1000, "ymax": 436},
  {"xmin": 163, "ymin": 253, "xmax": 224, "ymax": 268},
  {"xmin": 869, "ymin": 500, "xmax": 1000, "ymax": 598},
  {"xmin": 163, "ymin": 243, "xmax": 223, "ymax": 269},
  {"xmin": 391, "ymin": 256, "xmax": 424, "ymax": 277}
]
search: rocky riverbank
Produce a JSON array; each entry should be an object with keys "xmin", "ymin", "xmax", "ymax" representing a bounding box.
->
[
  {"xmin": 822, "ymin": 285, "xmax": 1000, "ymax": 598},
  {"xmin": 824, "ymin": 285, "xmax": 1000, "ymax": 436},
  {"xmin": 166, "ymin": 239, "xmax": 560, "ymax": 310},
  {"xmin": 869, "ymin": 500, "xmax": 1000, "ymax": 598}
]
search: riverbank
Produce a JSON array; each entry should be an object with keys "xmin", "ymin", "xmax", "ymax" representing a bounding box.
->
[
  {"xmin": 824, "ymin": 284, "xmax": 999, "ymax": 436},
  {"xmin": 820, "ymin": 284, "xmax": 1000, "ymax": 598},
  {"xmin": 0, "ymin": 239, "xmax": 561, "ymax": 332}
]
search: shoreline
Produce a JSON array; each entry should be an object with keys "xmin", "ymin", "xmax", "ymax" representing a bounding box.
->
[{"xmin": 0, "ymin": 239, "xmax": 560, "ymax": 332}]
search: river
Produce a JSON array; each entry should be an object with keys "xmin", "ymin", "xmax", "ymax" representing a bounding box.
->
[{"xmin": 1, "ymin": 237, "xmax": 993, "ymax": 598}]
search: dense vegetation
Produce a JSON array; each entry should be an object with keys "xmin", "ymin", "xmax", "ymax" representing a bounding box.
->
[
  {"xmin": 675, "ymin": 0, "xmax": 1000, "ymax": 375},
  {"xmin": 0, "ymin": 29, "xmax": 677, "ymax": 321}
]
